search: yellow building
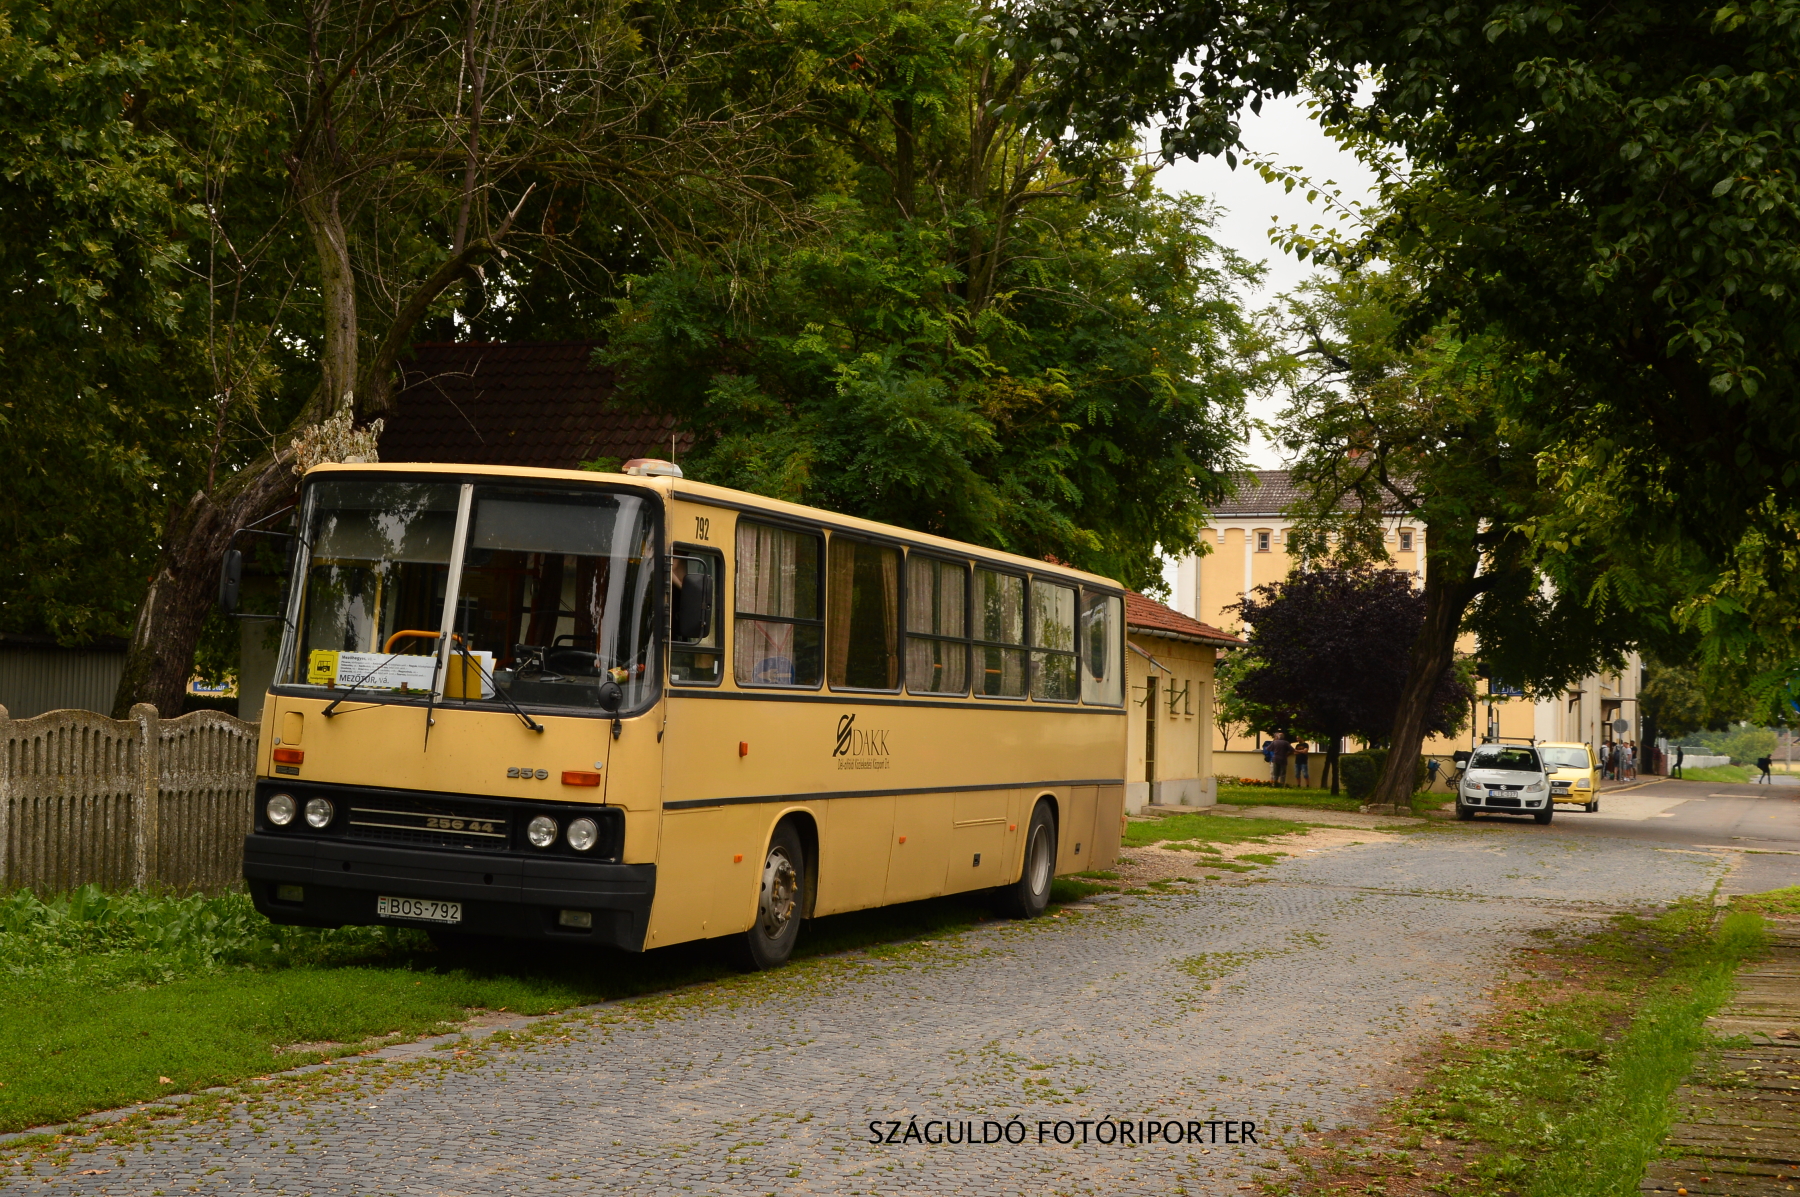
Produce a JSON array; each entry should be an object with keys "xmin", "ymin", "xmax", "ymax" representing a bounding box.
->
[
  {"xmin": 1123, "ymin": 592, "xmax": 1242, "ymax": 812},
  {"xmin": 1166, "ymin": 471, "xmax": 1642, "ymax": 769}
]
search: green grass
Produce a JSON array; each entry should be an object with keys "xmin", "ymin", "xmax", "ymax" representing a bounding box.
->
[
  {"xmin": 0, "ymin": 881, "xmax": 1037, "ymax": 1134},
  {"xmin": 1675, "ymin": 763, "xmax": 1757, "ymax": 783},
  {"xmin": 1124, "ymin": 811, "xmax": 1310, "ymax": 848},
  {"xmin": 1732, "ymin": 883, "xmax": 1800, "ymax": 919},
  {"xmin": 1387, "ymin": 901, "xmax": 1768, "ymax": 1196},
  {"xmin": 1215, "ymin": 783, "xmax": 1364, "ymax": 813}
]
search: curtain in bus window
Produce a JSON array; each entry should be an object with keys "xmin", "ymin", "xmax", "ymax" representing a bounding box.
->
[
  {"xmin": 1030, "ymin": 581, "xmax": 1078, "ymax": 701},
  {"xmin": 1079, "ymin": 592, "xmax": 1124, "ymax": 705},
  {"xmin": 905, "ymin": 556, "xmax": 968, "ymax": 694},
  {"xmin": 974, "ymin": 569, "xmax": 1027, "ymax": 697},
  {"xmin": 827, "ymin": 540, "xmax": 900, "ymax": 690},
  {"xmin": 735, "ymin": 522, "xmax": 822, "ymax": 686}
]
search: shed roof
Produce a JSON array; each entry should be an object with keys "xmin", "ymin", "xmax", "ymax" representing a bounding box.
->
[
  {"xmin": 1125, "ymin": 591, "xmax": 1242, "ymax": 647},
  {"xmin": 378, "ymin": 341, "xmax": 690, "ymax": 470}
]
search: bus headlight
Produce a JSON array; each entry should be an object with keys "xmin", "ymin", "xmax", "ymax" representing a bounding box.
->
[
  {"xmin": 265, "ymin": 793, "xmax": 297, "ymax": 826},
  {"xmin": 527, "ymin": 815, "xmax": 558, "ymax": 849},
  {"xmin": 304, "ymin": 797, "xmax": 335, "ymax": 828},
  {"xmin": 566, "ymin": 817, "xmax": 598, "ymax": 852}
]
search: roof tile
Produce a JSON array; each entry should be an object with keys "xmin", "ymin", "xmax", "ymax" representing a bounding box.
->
[{"xmin": 1125, "ymin": 591, "xmax": 1243, "ymax": 646}]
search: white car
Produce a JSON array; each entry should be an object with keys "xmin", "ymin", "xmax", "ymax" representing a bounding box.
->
[{"xmin": 1455, "ymin": 744, "xmax": 1554, "ymax": 824}]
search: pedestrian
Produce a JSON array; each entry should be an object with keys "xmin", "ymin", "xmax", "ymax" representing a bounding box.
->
[
  {"xmin": 1673, "ymin": 744, "xmax": 1684, "ymax": 779},
  {"xmin": 1293, "ymin": 740, "xmax": 1311, "ymax": 788},
  {"xmin": 1270, "ymin": 732, "xmax": 1293, "ymax": 786},
  {"xmin": 1757, "ymin": 754, "xmax": 1773, "ymax": 784},
  {"xmin": 1627, "ymin": 741, "xmax": 1638, "ymax": 780}
]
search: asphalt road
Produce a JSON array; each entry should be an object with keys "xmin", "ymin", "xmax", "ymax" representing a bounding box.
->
[{"xmin": 1453, "ymin": 777, "xmax": 1800, "ymax": 893}]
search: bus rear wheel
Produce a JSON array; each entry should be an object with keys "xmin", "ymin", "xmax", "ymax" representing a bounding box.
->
[
  {"xmin": 727, "ymin": 822, "xmax": 806, "ymax": 971},
  {"xmin": 994, "ymin": 800, "xmax": 1056, "ymax": 919}
]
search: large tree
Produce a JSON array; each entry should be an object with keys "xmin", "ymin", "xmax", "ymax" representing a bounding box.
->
[
  {"xmin": 1230, "ymin": 566, "xmax": 1472, "ymax": 795},
  {"xmin": 601, "ymin": 0, "xmax": 1270, "ymax": 587},
  {"xmin": 1275, "ymin": 269, "xmax": 1660, "ymax": 805},
  {"xmin": 0, "ymin": 0, "xmax": 797, "ymax": 716},
  {"xmin": 1007, "ymin": 0, "xmax": 1800, "ymax": 666}
]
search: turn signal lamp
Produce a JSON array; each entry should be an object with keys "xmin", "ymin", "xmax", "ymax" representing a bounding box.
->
[
  {"xmin": 561, "ymin": 770, "xmax": 602, "ymax": 787},
  {"xmin": 272, "ymin": 747, "xmax": 304, "ymax": 765}
]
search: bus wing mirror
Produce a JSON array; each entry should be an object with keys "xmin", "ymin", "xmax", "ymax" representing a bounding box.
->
[
  {"xmin": 598, "ymin": 679, "xmax": 623, "ymax": 712},
  {"xmin": 674, "ymin": 574, "xmax": 710, "ymax": 640},
  {"xmin": 219, "ymin": 549, "xmax": 243, "ymax": 614}
]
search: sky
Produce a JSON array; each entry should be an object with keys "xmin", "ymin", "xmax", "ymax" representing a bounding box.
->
[{"xmin": 1148, "ymin": 95, "xmax": 1381, "ymax": 470}]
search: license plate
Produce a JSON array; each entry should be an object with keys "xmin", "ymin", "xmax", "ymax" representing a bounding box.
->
[{"xmin": 377, "ymin": 895, "xmax": 462, "ymax": 924}]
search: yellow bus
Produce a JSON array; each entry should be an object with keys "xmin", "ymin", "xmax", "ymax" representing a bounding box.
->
[{"xmin": 235, "ymin": 462, "xmax": 1127, "ymax": 968}]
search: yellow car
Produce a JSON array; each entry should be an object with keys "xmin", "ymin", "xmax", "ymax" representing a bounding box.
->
[{"xmin": 1539, "ymin": 742, "xmax": 1600, "ymax": 811}]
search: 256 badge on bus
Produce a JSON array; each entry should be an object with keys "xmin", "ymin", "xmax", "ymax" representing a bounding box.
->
[{"xmin": 377, "ymin": 895, "xmax": 462, "ymax": 923}]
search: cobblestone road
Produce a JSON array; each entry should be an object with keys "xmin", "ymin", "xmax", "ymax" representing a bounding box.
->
[{"xmin": 3, "ymin": 827, "xmax": 1726, "ymax": 1196}]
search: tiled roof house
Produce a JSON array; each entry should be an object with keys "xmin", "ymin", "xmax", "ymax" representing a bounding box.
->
[{"xmin": 379, "ymin": 342, "xmax": 690, "ymax": 470}]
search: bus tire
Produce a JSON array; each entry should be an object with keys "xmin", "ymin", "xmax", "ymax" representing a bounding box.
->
[
  {"xmin": 995, "ymin": 800, "xmax": 1057, "ymax": 919},
  {"xmin": 726, "ymin": 822, "xmax": 806, "ymax": 971}
]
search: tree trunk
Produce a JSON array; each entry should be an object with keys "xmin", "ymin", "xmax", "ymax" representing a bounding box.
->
[
  {"xmin": 109, "ymin": 453, "xmax": 302, "ymax": 716},
  {"xmin": 1370, "ymin": 552, "xmax": 1481, "ymax": 809}
]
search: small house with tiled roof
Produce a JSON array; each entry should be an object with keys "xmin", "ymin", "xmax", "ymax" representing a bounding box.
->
[
  {"xmin": 1123, "ymin": 591, "xmax": 1241, "ymax": 813},
  {"xmin": 379, "ymin": 341, "xmax": 690, "ymax": 471}
]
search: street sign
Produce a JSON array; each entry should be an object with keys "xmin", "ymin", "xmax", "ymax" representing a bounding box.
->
[{"xmin": 1612, "ymin": 718, "xmax": 1629, "ymax": 735}]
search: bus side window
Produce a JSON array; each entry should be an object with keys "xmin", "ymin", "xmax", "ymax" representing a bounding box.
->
[
  {"xmin": 973, "ymin": 569, "xmax": 1027, "ymax": 698},
  {"xmin": 670, "ymin": 549, "xmax": 722, "ymax": 685},
  {"xmin": 735, "ymin": 522, "xmax": 824, "ymax": 687},
  {"xmin": 1079, "ymin": 591, "xmax": 1123, "ymax": 705}
]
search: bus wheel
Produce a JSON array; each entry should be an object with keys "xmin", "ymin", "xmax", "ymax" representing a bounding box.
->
[
  {"xmin": 995, "ymin": 801, "xmax": 1057, "ymax": 919},
  {"xmin": 728, "ymin": 823, "xmax": 806, "ymax": 971}
]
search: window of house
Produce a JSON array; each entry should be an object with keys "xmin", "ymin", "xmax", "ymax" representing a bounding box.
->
[
  {"xmin": 905, "ymin": 555, "xmax": 968, "ymax": 695},
  {"xmin": 826, "ymin": 538, "xmax": 900, "ymax": 691},
  {"xmin": 1399, "ymin": 531, "xmax": 1414, "ymax": 552},
  {"xmin": 1079, "ymin": 591, "xmax": 1124, "ymax": 705},
  {"xmin": 1256, "ymin": 531, "xmax": 1272, "ymax": 552},
  {"xmin": 973, "ymin": 568, "xmax": 1027, "ymax": 697},
  {"xmin": 734, "ymin": 522, "xmax": 823, "ymax": 687},
  {"xmin": 1030, "ymin": 580, "xmax": 1079, "ymax": 701}
]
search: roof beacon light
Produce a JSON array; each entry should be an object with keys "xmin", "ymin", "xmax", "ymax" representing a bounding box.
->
[{"xmin": 621, "ymin": 458, "xmax": 683, "ymax": 478}]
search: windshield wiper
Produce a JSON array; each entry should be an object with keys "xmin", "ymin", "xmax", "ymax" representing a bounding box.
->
[{"xmin": 452, "ymin": 641, "xmax": 544, "ymax": 733}]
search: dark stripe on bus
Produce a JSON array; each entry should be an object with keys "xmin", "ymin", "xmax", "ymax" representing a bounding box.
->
[
  {"xmin": 666, "ymin": 689, "xmax": 1127, "ymax": 714},
  {"xmin": 663, "ymin": 778, "xmax": 1126, "ymax": 810}
]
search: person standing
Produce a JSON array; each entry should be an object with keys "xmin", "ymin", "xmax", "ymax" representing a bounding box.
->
[
  {"xmin": 1673, "ymin": 744, "xmax": 1685, "ymax": 779},
  {"xmin": 1271, "ymin": 732, "xmax": 1293, "ymax": 786},
  {"xmin": 1293, "ymin": 740, "xmax": 1311, "ymax": 788},
  {"xmin": 1757, "ymin": 753, "xmax": 1774, "ymax": 784}
]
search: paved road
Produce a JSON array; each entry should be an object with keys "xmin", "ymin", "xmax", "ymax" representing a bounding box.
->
[{"xmin": 4, "ymin": 820, "xmax": 1752, "ymax": 1197}]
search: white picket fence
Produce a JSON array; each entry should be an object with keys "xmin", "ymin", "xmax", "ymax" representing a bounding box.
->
[{"xmin": 0, "ymin": 704, "xmax": 259, "ymax": 894}]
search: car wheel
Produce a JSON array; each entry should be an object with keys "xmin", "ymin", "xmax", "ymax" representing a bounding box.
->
[
  {"xmin": 994, "ymin": 800, "xmax": 1057, "ymax": 919},
  {"xmin": 1585, "ymin": 797, "xmax": 1599, "ymax": 813},
  {"xmin": 726, "ymin": 822, "xmax": 806, "ymax": 971},
  {"xmin": 1455, "ymin": 799, "xmax": 1475, "ymax": 821},
  {"xmin": 1533, "ymin": 808, "xmax": 1554, "ymax": 825}
]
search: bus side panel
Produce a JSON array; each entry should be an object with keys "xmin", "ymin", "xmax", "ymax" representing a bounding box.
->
[
  {"xmin": 1089, "ymin": 785, "xmax": 1125, "ymax": 870},
  {"xmin": 885, "ymin": 792, "xmax": 954, "ymax": 905},
  {"xmin": 947, "ymin": 789, "xmax": 1012, "ymax": 892},
  {"xmin": 1059, "ymin": 785, "xmax": 1098, "ymax": 874},
  {"xmin": 815, "ymin": 795, "xmax": 895, "ymax": 915},
  {"xmin": 644, "ymin": 807, "xmax": 725, "ymax": 948}
]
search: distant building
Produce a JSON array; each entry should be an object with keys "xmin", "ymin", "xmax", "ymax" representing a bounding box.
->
[
  {"xmin": 1124, "ymin": 592, "xmax": 1242, "ymax": 813},
  {"xmin": 1164, "ymin": 469, "xmax": 1643, "ymax": 760}
]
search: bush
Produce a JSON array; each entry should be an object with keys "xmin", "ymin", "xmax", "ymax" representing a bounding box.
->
[{"xmin": 1338, "ymin": 750, "xmax": 1430, "ymax": 802}]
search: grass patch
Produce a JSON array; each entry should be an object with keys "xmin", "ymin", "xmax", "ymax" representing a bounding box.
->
[
  {"xmin": 1124, "ymin": 812, "xmax": 1309, "ymax": 848},
  {"xmin": 1730, "ymin": 883, "xmax": 1800, "ymax": 919},
  {"xmin": 1674, "ymin": 764, "xmax": 1756, "ymax": 783},
  {"xmin": 1285, "ymin": 900, "xmax": 1768, "ymax": 1196},
  {"xmin": 1216, "ymin": 784, "xmax": 1363, "ymax": 813},
  {"xmin": 0, "ymin": 882, "xmax": 1019, "ymax": 1134}
]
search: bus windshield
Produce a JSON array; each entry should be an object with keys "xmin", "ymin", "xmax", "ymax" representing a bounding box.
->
[{"xmin": 285, "ymin": 477, "xmax": 659, "ymax": 712}]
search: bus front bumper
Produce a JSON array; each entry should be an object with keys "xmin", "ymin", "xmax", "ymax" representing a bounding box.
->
[{"xmin": 244, "ymin": 834, "xmax": 656, "ymax": 951}]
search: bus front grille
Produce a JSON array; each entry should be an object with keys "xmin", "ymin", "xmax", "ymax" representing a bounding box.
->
[{"xmin": 346, "ymin": 798, "xmax": 508, "ymax": 850}]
